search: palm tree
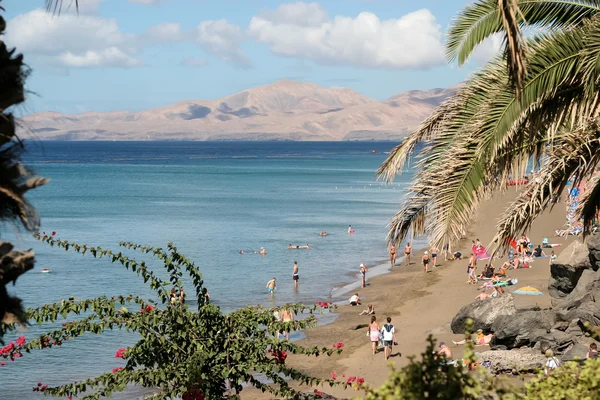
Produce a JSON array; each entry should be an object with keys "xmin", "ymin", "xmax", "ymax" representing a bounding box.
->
[
  {"xmin": 0, "ymin": 2, "xmax": 48, "ymax": 340},
  {"xmin": 378, "ymin": 0, "xmax": 600, "ymax": 251}
]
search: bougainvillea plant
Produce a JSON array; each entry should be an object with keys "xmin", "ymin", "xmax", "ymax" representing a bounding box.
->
[{"xmin": 0, "ymin": 233, "xmax": 344, "ymax": 399}]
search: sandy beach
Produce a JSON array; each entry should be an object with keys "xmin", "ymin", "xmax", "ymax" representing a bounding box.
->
[{"xmin": 244, "ymin": 188, "xmax": 576, "ymax": 399}]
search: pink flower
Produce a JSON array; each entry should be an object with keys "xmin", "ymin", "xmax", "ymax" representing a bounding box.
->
[
  {"xmin": 346, "ymin": 376, "xmax": 356, "ymax": 384},
  {"xmin": 114, "ymin": 348, "xmax": 127, "ymax": 358},
  {"xmin": 15, "ymin": 336, "xmax": 26, "ymax": 347},
  {"xmin": 342, "ymin": 373, "xmax": 346, "ymax": 377},
  {"xmin": 1, "ymin": 361, "xmax": 5, "ymax": 366},
  {"xmin": 357, "ymin": 377, "xmax": 365, "ymax": 386},
  {"xmin": 52, "ymin": 231, "xmax": 56, "ymax": 236},
  {"xmin": 112, "ymin": 367, "xmax": 124, "ymax": 373},
  {"xmin": 332, "ymin": 342, "xmax": 344, "ymax": 349},
  {"xmin": 331, "ymin": 371, "xmax": 337, "ymax": 380}
]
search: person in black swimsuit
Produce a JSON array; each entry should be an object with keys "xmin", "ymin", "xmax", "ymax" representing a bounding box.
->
[{"xmin": 422, "ymin": 251, "xmax": 430, "ymax": 273}]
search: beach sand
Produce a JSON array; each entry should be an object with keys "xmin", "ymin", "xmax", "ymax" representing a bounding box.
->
[{"xmin": 243, "ymin": 189, "xmax": 577, "ymax": 399}]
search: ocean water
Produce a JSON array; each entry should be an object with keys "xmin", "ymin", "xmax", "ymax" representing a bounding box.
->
[{"xmin": 1, "ymin": 141, "xmax": 424, "ymax": 398}]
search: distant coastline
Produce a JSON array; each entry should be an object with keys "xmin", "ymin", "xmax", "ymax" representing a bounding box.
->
[{"xmin": 19, "ymin": 80, "xmax": 458, "ymax": 141}]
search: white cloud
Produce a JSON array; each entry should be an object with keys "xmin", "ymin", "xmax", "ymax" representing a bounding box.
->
[
  {"xmin": 6, "ymin": 9, "xmax": 140, "ymax": 68},
  {"xmin": 195, "ymin": 19, "xmax": 250, "ymax": 68},
  {"xmin": 181, "ymin": 57, "xmax": 209, "ymax": 67},
  {"xmin": 470, "ymin": 34, "xmax": 503, "ymax": 65},
  {"xmin": 248, "ymin": 4, "xmax": 446, "ymax": 69},
  {"xmin": 143, "ymin": 22, "xmax": 186, "ymax": 43}
]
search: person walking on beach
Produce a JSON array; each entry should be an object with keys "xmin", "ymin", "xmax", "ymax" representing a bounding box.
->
[
  {"xmin": 389, "ymin": 243, "xmax": 396, "ymax": 268},
  {"xmin": 292, "ymin": 261, "xmax": 299, "ymax": 288},
  {"xmin": 368, "ymin": 315, "xmax": 381, "ymax": 355},
  {"xmin": 266, "ymin": 277, "xmax": 276, "ymax": 297},
  {"xmin": 422, "ymin": 251, "xmax": 430, "ymax": 273},
  {"xmin": 430, "ymin": 245, "xmax": 439, "ymax": 267},
  {"xmin": 443, "ymin": 243, "xmax": 450, "ymax": 261},
  {"xmin": 381, "ymin": 317, "xmax": 397, "ymax": 360},
  {"xmin": 360, "ymin": 262, "xmax": 367, "ymax": 288},
  {"xmin": 404, "ymin": 243, "xmax": 412, "ymax": 266}
]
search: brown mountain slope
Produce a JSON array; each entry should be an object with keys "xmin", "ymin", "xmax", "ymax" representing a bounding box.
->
[{"xmin": 20, "ymin": 80, "xmax": 457, "ymax": 141}]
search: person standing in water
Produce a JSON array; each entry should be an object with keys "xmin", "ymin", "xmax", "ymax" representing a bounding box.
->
[
  {"xmin": 389, "ymin": 243, "xmax": 396, "ymax": 268},
  {"xmin": 292, "ymin": 261, "xmax": 299, "ymax": 288},
  {"xmin": 404, "ymin": 243, "xmax": 412, "ymax": 266},
  {"xmin": 266, "ymin": 277, "xmax": 276, "ymax": 297},
  {"xmin": 360, "ymin": 262, "xmax": 367, "ymax": 288},
  {"xmin": 348, "ymin": 225, "xmax": 353, "ymax": 234}
]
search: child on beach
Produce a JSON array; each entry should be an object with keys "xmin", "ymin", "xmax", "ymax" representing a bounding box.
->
[
  {"xmin": 467, "ymin": 264, "xmax": 476, "ymax": 284},
  {"xmin": 422, "ymin": 251, "xmax": 430, "ymax": 273},
  {"xmin": 359, "ymin": 304, "xmax": 375, "ymax": 315},
  {"xmin": 349, "ymin": 293, "xmax": 361, "ymax": 306}
]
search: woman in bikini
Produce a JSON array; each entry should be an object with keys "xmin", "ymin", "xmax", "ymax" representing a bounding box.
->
[
  {"xmin": 368, "ymin": 315, "xmax": 381, "ymax": 355},
  {"xmin": 422, "ymin": 251, "xmax": 430, "ymax": 273},
  {"xmin": 360, "ymin": 263, "xmax": 367, "ymax": 288},
  {"xmin": 389, "ymin": 243, "xmax": 396, "ymax": 268}
]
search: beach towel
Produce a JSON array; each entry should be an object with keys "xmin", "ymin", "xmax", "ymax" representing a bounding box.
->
[
  {"xmin": 514, "ymin": 286, "xmax": 543, "ymax": 296},
  {"xmin": 473, "ymin": 245, "xmax": 490, "ymax": 260}
]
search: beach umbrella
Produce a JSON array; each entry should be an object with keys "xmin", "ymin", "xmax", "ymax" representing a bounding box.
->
[{"xmin": 513, "ymin": 286, "xmax": 543, "ymax": 296}]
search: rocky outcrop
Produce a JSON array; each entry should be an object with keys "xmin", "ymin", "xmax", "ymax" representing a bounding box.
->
[
  {"xmin": 451, "ymin": 294, "xmax": 517, "ymax": 334},
  {"xmin": 548, "ymin": 241, "xmax": 594, "ymax": 302},
  {"xmin": 489, "ymin": 310, "xmax": 555, "ymax": 350},
  {"xmin": 553, "ymin": 269, "xmax": 600, "ymax": 326},
  {"xmin": 587, "ymin": 234, "xmax": 600, "ymax": 272},
  {"xmin": 561, "ymin": 343, "xmax": 590, "ymax": 362},
  {"xmin": 477, "ymin": 348, "xmax": 546, "ymax": 374}
]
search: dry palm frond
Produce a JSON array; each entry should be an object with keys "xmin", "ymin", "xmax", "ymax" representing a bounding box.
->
[
  {"xmin": 492, "ymin": 124, "xmax": 600, "ymax": 249},
  {"xmin": 499, "ymin": 0, "xmax": 528, "ymax": 94}
]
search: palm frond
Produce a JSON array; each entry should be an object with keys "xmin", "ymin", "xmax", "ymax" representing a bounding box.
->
[
  {"xmin": 447, "ymin": 0, "xmax": 600, "ymax": 66},
  {"xmin": 44, "ymin": 0, "xmax": 79, "ymax": 15},
  {"xmin": 577, "ymin": 174, "xmax": 600, "ymax": 235},
  {"xmin": 492, "ymin": 124, "xmax": 600, "ymax": 248}
]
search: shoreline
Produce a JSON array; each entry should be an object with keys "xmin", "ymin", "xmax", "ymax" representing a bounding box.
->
[{"xmin": 244, "ymin": 190, "xmax": 576, "ymax": 399}]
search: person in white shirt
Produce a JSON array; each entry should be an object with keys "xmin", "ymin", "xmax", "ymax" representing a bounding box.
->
[
  {"xmin": 348, "ymin": 293, "xmax": 361, "ymax": 306},
  {"xmin": 380, "ymin": 316, "xmax": 398, "ymax": 360},
  {"xmin": 544, "ymin": 349, "xmax": 560, "ymax": 374}
]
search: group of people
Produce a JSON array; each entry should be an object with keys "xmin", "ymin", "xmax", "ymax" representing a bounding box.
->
[{"xmin": 388, "ymin": 242, "xmax": 442, "ymax": 274}]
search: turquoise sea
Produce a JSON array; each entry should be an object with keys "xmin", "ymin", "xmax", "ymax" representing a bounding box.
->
[{"xmin": 1, "ymin": 141, "xmax": 422, "ymax": 398}]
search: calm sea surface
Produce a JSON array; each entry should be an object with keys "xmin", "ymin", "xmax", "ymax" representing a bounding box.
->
[{"xmin": 1, "ymin": 141, "xmax": 422, "ymax": 398}]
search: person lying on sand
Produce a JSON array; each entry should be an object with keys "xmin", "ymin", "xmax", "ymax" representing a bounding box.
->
[
  {"xmin": 349, "ymin": 293, "xmax": 361, "ymax": 306},
  {"xmin": 474, "ymin": 286, "xmax": 502, "ymax": 300},
  {"xmin": 359, "ymin": 304, "xmax": 375, "ymax": 315},
  {"xmin": 453, "ymin": 329, "xmax": 493, "ymax": 345}
]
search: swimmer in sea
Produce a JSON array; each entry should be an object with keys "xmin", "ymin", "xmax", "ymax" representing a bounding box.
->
[
  {"xmin": 239, "ymin": 250, "xmax": 245, "ymax": 254},
  {"xmin": 320, "ymin": 231, "xmax": 327, "ymax": 236},
  {"xmin": 260, "ymin": 247, "xmax": 267, "ymax": 255},
  {"xmin": 266, "ymin": 277, "xmax": 276, "ymax": 296},
  {"xmin": 348, "ymin": 225, "xmax": 353, "ymax": 233}
]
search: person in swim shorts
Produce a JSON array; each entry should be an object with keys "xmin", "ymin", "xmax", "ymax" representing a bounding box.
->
[
  {"xmin": 266, "ymin": 277, "xmax": 276, "ymax": 296},
  {"xmin": 292, "ymin": 261, "xmax": 299, "ymax": 288},
  {"xmin": 429, "ymin": 246, "xmax": 439, "ymax": 267}
]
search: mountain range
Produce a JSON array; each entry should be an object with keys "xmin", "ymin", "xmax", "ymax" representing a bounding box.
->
[{"xmin": 20, "ymin": 80, "xmax": 458, "ymax": 141}]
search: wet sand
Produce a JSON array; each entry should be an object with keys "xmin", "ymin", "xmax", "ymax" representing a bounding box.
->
[{"xmin": 244, "ymin": 190, "xmax": 575, "ymax": 399}]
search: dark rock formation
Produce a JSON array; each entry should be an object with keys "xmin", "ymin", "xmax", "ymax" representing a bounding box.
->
[
  {"xmin": 490, "ymin": 310, "xmax": 555, "ymax": 349},
  {"xmin": 451, "ymin": 294, "xmax": 517, "ymax": 334},
  {"xmin": 287, "ymin": 392, "xmax": 340, "ymax": 400},
  {"xmin": 588, "ymin": 233, "xmax": 600, "ymax": 271},
  {"xmin": 561, "ymin": 343, "xmax": 590, "ymax": 362},
  {"xmin": 553, "ymin": 269, "xmax": 600, "ymax": 326},
  {"xmin": 548, "ymin": 241, "xmax": 594, "ymax": 302}
]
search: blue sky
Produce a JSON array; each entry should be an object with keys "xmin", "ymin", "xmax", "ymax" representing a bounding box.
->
[{"xmin": 5, "ymin": 0, "xmax": 497, "ymax": 114}]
